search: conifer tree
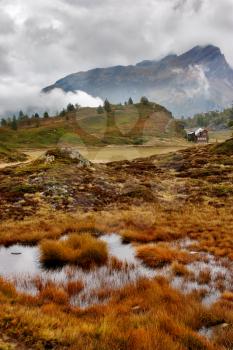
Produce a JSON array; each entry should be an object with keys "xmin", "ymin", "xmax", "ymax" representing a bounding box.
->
[
  {"xmin": 104, "ymin": 99, "xmax": 111, "ymax": 112},
  {"xmin": 11, "ymin": 115, "xmax": 18, "ymax": 130},
  {"xmin": 128, "ymin": 97, "xmax": 133, "ymax": 105},
  {"xmin": 43, "ymin": 111, "xmax": 49, "ymax": 118}
]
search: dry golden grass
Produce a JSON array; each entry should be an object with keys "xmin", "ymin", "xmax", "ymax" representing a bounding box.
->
[
  {"xmin": 0, "ymin": 202, "xmax": 232, "ymax": 260},
  {"xmin": 171, "ymin": 262, "xmax": 193, "ymax": 277},
  {"xmin": 27, "ymin": 277, "xmax": 84, "ymax": 303},
  {"xmin": 65, "ymin": 280, "xmax": 84, "ymax": 297},
  {"xmin": 213, "ymin": 327, "xmax": 233, "ymax": 350},
  {"xmin": 0, "ymin": 211, "xmax": 109, "ymax": 246},
  {"xmin": 39, "ymin": 284, "xmax": 69, "ymax": 305},
  {"xmin": 198, "ymin": 269, "xmax": 212, "ymax": 285},
  {"xmin": 207, "ymin": 297, "xmax": 233, "ymax": 349},
  {"xmin": 136, "ymin": 244, "xmax": 193, "ymax": 268},
  {"xmin": 40, "ymin": 233, "xmax": 108, "ymax": 268},
  {"xmin": 0, "ymin": 276, "xmax": 223, "ymax": 350},
  {"xmin": 116, "ymin": 205, "xmax": 233, "ymax": 262},
  {"xmin": 221, "ymin": 291, "xmax": 233, "ymax": 303},
  {"xmin": 0, "ymin": 277, "xmax": 17, "ymax": 299},
  {"xmin": 108, "ymin": 256, "xmax": 126, "ymax": 270}
]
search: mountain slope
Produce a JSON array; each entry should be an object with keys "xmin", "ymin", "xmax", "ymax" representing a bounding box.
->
[
  {"xmin": 0, "ymin": 102, "xmax": 185, "ymax": 148},
  {"xmin": 43, "ymin": 45, "xmax": 233, "ymax": 117}
]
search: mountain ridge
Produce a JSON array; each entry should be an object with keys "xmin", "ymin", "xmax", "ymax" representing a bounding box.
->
[{"xmin": 43, "ymin": 45, "xmax": 233, "ymax": 116}]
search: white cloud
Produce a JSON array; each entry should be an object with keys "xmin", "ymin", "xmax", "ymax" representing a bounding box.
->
[
  {"xmin": 0, "ymin": 80, "xmax": 103, "ymax": 116},
  {"xmin": 0, "ymin": 0, "xmax": 232, "ymax": 117},
  {"xmin": 186, "ymin": 65, "xmax": 210, "ymax": 98}
]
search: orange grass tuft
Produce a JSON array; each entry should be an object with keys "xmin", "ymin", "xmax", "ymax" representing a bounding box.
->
[
  {"xmin": 65, "ymin": 280, "xmax": 84, "ymax": 297},
  {"xmin": 136, "ymin": 244, "xmax": 193, "ymax": 268},
  {"xmin": 171, "ymin": 261, "xmax": 193, "ymax": 277},
  {"xmin": 198, "ymin": 269, "xmax": 212, "ymax": 285},
  {"xmin": 221, "ymin": 291, "xmax": 233, "ymax": 303},
  {"xmin": 0, "ymin": 277, "xmax": 17, "ymax": 299},
  {"xmin": 40, "ymin": 233, "xmax": 108, "ymax": 268},
  {"xmin": 39, "ymin": 284, "xmax": 69, "ymax": 305}
]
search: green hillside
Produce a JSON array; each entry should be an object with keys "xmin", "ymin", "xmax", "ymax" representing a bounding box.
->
[{"xmin": 0, "ymin": 101, "xmax": 186, "ymax": 149}]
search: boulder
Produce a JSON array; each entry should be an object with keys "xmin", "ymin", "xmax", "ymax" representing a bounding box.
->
[{"xmin": 41, "ymin": 148, "xmax": 92, "ymax": 167}]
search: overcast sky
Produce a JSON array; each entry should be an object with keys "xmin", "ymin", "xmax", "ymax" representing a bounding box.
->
[{"xmin": 0, "ymin": 0, "xmax": 233, "ymax": 116}]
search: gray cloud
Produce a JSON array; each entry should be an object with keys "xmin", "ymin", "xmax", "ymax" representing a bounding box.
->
[
  {"xmin": 0, "ymin": 0, "xmax": 232, "ymax": 116},
  {"xmin": 0, "ymin": 13, "xmax": 15, "ymax": 35},
  {"xmin": 0, "ymin": 46, "xmax": 12, "ymax": 75},
  {"xmin": 173, "ymin": 0, "xmax": 205, "ymax": 12}
]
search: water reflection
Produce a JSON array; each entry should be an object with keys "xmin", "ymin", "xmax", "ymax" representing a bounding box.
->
[
  {"xmin": 0, "ymin": 234, "xmax": 155, "ymax": 307},
  {"xmin": 0, "ymin": 244, "xmax": 40, "ymax": 276},
  {"xmin": 0, "ymin": 235, "xmax": 231, "ymax": 308}
]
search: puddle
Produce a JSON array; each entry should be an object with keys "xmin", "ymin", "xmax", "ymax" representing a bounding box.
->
[
  {"xmin": 169, "ymin": 239, "xmax": 233, "ymax": 305},
  {"xmin": 0, "ymin": 235, "xmax": 232, "ymax": 308},
  {"xmin": 139, "ymin": 239, "xmax": 233, "ymax": 306},
  {"xmin": 0, "ymin": 245, "xmax": 40, "ymax": 276},
  {"xmin": 199, "ymin": 323, "xmax": 230, "ymax": 340},
  {"xmin": 199, "ymin": 326, "xmax": 214, "ymax": 339},
  {"xmin": 0, "ymin": 234, "xmax": 138, "ymax": 278},
  {"xmin": 100, "ymin": 234, "xmax": 138, "ymax": 264},
  {"xmin": 0, "ymin": 234, "xmax": 155, "ymax": 307}
]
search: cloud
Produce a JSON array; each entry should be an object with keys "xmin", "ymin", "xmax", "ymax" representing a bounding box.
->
[
  {"xmin": 173, "ymin": 0, "xmax": 205, "ymax": 12},
  {"xmin": 0, "ymin": 46, "xmax": 12, "ymax": 75},
  {"xmin": 0, "ymin": 81, "xmax": 103, "ymax": 117},
  {"xmin": 0, "ymin": 0, "xmax": 233, "ymax": 117},
  {"xmin": 186, "ymin": 65, "xmax": 210, "ymax": 98},
  {"xmin": 0, "ymin": 10, "xmax": 15, "ymax": 35}
]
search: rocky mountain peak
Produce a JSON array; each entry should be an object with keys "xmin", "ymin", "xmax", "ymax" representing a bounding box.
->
[{"xmin": 43, "ymin": 45, "xmax": 233, "ymax": 116}]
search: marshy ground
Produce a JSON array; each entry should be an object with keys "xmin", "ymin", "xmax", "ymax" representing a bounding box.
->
[{"xmin": 0, "ymin": 139, "xmax": 232, "ymax": 349}]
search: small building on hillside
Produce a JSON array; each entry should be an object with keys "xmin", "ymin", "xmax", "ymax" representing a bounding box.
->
[
  {"xmin": 187, "ymin": 128, "xmax": 209, "ymax": 143},
  {"xmin": 195, "ymin": 128, "xmax": 209, "ymax": 143}
]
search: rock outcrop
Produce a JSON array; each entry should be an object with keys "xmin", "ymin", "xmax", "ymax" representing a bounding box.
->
[{"xmin": 42, "ymin": 148, "xmax": 92, "ymax": 167}]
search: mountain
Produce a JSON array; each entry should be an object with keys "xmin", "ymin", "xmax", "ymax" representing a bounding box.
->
[{"xmin": 43, "ymin": 45, "xmax": 233, "ymax": 117}]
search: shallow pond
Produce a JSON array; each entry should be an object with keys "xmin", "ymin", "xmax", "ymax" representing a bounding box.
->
[
  {"xmin": 0, "ymin": 234, "xmax": 155, "ymax": 307},
  {"xmin": 0, "ymin": 235, "xmax": 232, "ymax": 308}
]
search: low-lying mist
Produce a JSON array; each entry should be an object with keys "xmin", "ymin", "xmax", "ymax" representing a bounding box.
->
[{"xmin": 0, "ymin": 82, "xmax": 103, "ymax": 118}]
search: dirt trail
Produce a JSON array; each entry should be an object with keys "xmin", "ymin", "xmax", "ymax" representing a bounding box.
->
[{"xmin": 0, "ymin": 150, "xmax": 45, "ymax": 169}]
